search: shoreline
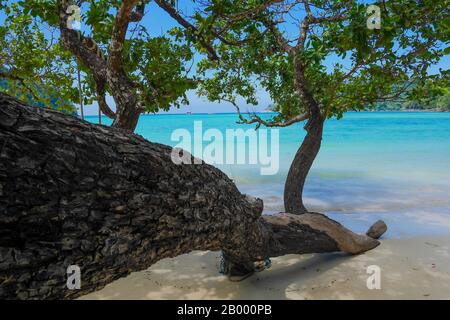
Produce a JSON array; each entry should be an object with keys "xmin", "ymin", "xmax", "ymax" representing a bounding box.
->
[
  {"xmin": 80, "ymin": 235, "xmax": 450, "ymax": 300},
  {"xmin": 82, "ymin": 109, "xmax": 450, "ymax": 117}
]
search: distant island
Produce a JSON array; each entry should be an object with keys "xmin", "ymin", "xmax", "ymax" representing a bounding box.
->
[
  {"xmin": 264, "ymin": 93, "xmax": 449, "ymax": 113},
  {"xmin": 371, "ymin": 92, "xmax": 450, "ymax": 112}
]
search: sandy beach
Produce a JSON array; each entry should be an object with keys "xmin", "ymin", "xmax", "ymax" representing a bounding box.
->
[{"xmin": 80, "ymin": 236, "xmax": 450, "ymax": 300}]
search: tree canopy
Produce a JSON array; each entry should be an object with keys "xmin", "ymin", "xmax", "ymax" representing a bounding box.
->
[
  {"xmin": 189, "ymin": 0, "xmax": 449, "ymax": 124},
  {"xmin": 0, "ymin": 1, "xmax": 448, "ymax": 122},
  {"xmin": 0, "ymin": 0, "xmax": 198, "ymax": 118},
  {"xmin": 0, "ymin": 1, "xmax": 77, "ymax": 112}
]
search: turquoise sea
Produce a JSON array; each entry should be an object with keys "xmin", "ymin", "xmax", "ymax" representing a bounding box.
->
[{"xmin": 86, "ymin": 112, "xmax": 450, "ymax": 239}]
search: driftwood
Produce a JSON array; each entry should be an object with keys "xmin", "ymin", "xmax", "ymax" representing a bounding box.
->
[{"xmin": 0, "ymin": 93, "xmax": 386, "ymax": 299}]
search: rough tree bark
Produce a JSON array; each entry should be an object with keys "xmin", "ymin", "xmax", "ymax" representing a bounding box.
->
[
  {"xmin": 59, "ymin": 0, "xmax": 144, "ymax": 132},
  {"xmin": 284, "ymin": 57, "xmax": 326, "ymax": 215},
  {"xmin": 0, "ymin": 93, "xmax": 386, "ymax": 299},
  {"xmin": 284, "ymin": 113, "xmax": 324, "ymax": 215}
]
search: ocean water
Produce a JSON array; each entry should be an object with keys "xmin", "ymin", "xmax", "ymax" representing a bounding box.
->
[{"xmin": 86, "ymin": 112, "xmax": 450, "ymax": 238}]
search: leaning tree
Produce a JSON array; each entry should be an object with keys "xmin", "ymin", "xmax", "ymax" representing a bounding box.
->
[
  {"xmin": 165, "ymin": 0, "xmax": 449, "ymax": 213},
  {"xmin": 0, "ymin": 93, "xmax": 386, "ymax": 299}
]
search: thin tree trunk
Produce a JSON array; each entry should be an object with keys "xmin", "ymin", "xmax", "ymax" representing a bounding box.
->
[
  {"xmin": 105, "ymin": 68, "xmax": 142, "ymax": 132},
  {"xmin": 112, "ymin": 102, "xmax": 141, "ymax": 131},
  {"xmin": 284, "ymin": 55, "xmax": 326, "ymax": 215},
  {"xmin": 76, "ymin": 65, "xmax": 84, "ymax": 120},
  {"xmin": 0, "ymin": 93, "xmax": 385, "ymax": 299},
  {"xmin": 284, "ymin": 113, "xmax": 324, "ymax": 214}
]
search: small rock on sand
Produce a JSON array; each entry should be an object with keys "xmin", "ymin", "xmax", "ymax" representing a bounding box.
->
[{"xmin": 366, "ymin": 220, "xmax": 388, "ymax": 239}]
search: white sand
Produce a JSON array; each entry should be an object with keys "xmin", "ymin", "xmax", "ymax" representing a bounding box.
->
[{"xmin": 80, "ymin": 236, "xmax": 450, "ymax": 300}]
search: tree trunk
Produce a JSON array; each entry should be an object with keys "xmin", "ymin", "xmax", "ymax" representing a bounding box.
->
[
  {"xmin": 284, "ymin": 113, "xmax": 324, "ymax": 214},
  {"xmin": 0, "ymin": 93, "xmax": 386, "ymax": 299},
  {"xmin": 76, "ymin": 65, "xmax": 84, "ymax": 121},
  {"xmin": 111, "ymin": 102, "xmax": 141, "ymax": 131},
  {"xmin": 107, "ymin": 72, "xmax": 142, "ymax": 132}
]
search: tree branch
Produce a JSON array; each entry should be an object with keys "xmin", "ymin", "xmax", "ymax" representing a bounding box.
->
[
  {"xmin": 59, "ymin": 1, "xmax": 107, "ymax": 72},
  {"xmin": 130, "ymin": 0, "xmax": 147, "ymax": 22},
  {"xmin": 225, "ymin": 99, "xmax": 308, "ymax": 129},
  {"xmin": 262, "ymin": 18, "xmax": 294, "ymax": 53},
  {"xmin": 108, "ymin": 0, "xmax": 139, "ymax": 73},
  {"xmin": 93, "ymin": 74, "xmax": 116, "ymax": 119},
  {"xmin": 58, "ymin": 0, "xmax": 116, "ymax": 119},
  {"xmin": 297, "ymin": 1, "xmax": 348, "ymax": 50},
  {"xmin": 155, "ymin": 0, "xmax": 219, "ymax": 61}
]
